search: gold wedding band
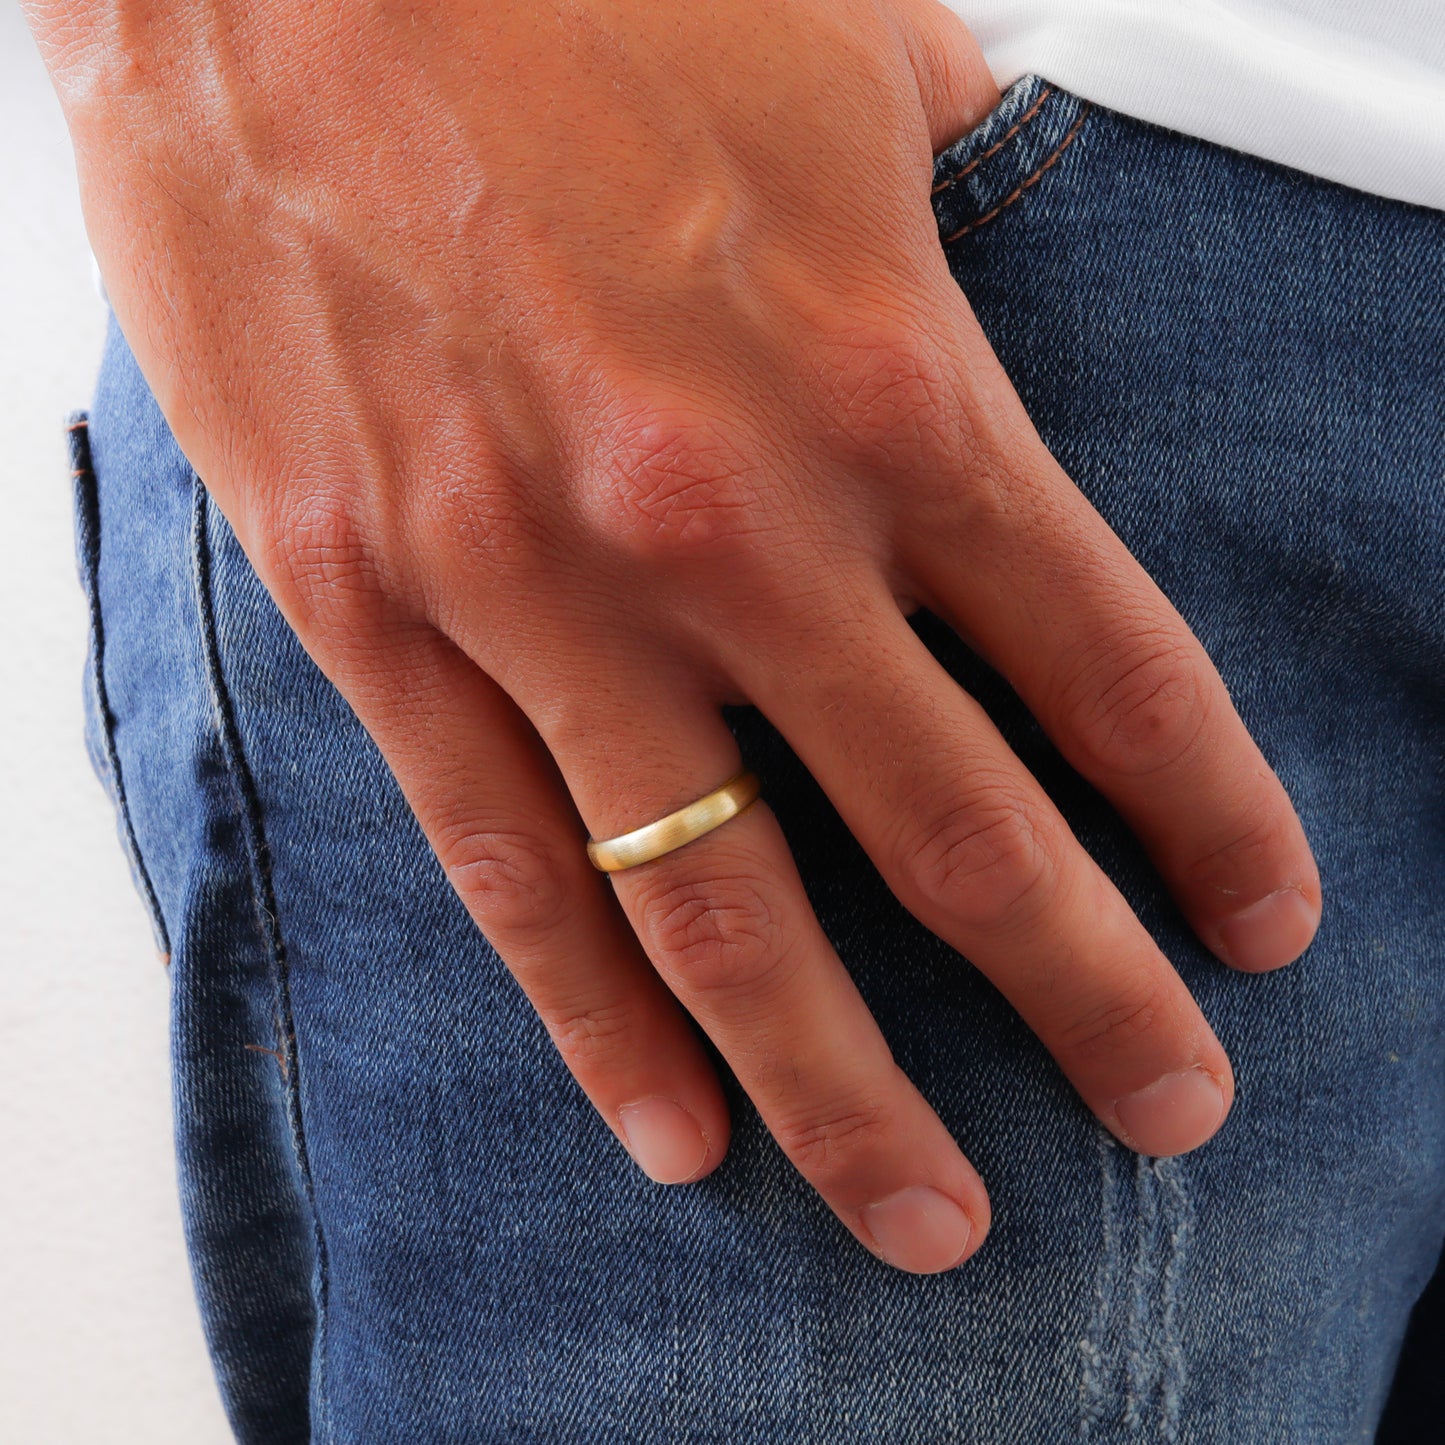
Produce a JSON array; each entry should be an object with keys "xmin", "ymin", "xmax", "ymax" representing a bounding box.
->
[{"xmin": 586, "ymin": 770, "xmax": 762, "ymax": 873}]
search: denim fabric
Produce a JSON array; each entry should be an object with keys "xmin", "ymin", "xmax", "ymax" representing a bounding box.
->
[{"xmin": 72, "ymin": 75, "xmax": 1445, "ymax": 1443}]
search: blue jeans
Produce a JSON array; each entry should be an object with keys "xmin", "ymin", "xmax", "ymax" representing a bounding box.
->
[{"xmin": 71, "ymin": 76, "xmax": 1445, "ymax": 1443}]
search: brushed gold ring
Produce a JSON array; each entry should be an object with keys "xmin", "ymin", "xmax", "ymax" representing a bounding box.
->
[{"xmin": 586, "ymin": 770, "xmax": 761, "ymax": 873}]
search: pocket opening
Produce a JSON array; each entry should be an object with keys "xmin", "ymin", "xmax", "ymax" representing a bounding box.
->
[
  {"xmin": 930, "ymin": 75, "xmax": 1093, "ymax": 245},
  {"xmin": 68, "ymin": 411, "xmax": 173, "ymax": 961}
]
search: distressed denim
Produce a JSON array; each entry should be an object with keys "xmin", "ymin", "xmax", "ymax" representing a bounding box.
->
[{"xmin": 70, "ymin": 76, "xmax": 1445, "ymax": 1443}]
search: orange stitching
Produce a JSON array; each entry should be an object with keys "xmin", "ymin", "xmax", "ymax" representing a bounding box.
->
[
  {"xmin": 67, "ymin": 420, "xmax": 88, "ymax": 432},
  {"xmin": 942, "ymin": 103, "xmax": 1091, "ymax": 243},
  {"xmin": 244, "ymin": 1041, "xmax": 290, "ymax": 1078},
  {"xmin": 931, "ymin": 86, "xmax": 1055, "ymax": 197}
]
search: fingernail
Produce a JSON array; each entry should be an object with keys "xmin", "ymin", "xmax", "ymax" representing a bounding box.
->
[
  {"xmin": 1113, "ymin": 1068, "xmax": 1227, "ymax": 1157},
  {"xmin": 860, "ymin": 1186, "xmax": 974, "ymax": 1273},
  {"xmin": 618, "ymin": 1097, "xmax": 709, "ymax": 1184},
  {"xmin": 1217, "ymin": 887, "xmax": 1319, "ymax": 972}
]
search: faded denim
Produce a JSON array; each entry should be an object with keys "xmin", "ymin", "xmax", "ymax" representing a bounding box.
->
[{"xmin": 70, "ymin": 76, "xmax": 1445, "ymax": 1443}]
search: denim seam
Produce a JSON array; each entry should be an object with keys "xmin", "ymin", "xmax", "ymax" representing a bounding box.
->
[
  {"xmin": 1155, "ymin": 1157, "xmax": 1193, "ymax": 1442},
  {"xmin": 1081, "ymin": 1145, "xmax": 1192, "ymax": 1441},
  {"xmin": 931, "ymin": 84, "xmax": 1056, "ymax": 198},
  {"xmin": 69, "ymin": 413, "xmax": 172, "ymax": 960},
  {"xmin": 190, "ymin": 478, "xmax": 332, "ymax": 1441},
  {"xmin": 1079, "ymin": 1129, "xmax": 1121, "ymax": 1436},
  {"xmin": 941, "ymin": 102, "xmax": 1093, "ymax": 244},
  {"xmin": 1123, "ymin": 1153, "xmax": 1161, "ymax": 1432}
]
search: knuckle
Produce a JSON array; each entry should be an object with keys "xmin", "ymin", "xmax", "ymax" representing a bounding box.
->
[
  {"xmin": 1059, "ymin": 630, "xmax": 1212, "ymax": 780},
  {"xmin": 900, "ymin": 785, "xmax": 1057, "ymax": 933},
  {"xmin": 264, "ymin": 488, "xmax": 385, "ymax": 635},
  {"xmin": 629, "ymin": 864, "xmax": 786, "ymax": 998},
  {"xmin": 438, "ymin": 824, "xmax": 574, "ymax": 944},
  {"xmin": 546, "ymin": 998, "xmax": 638, "ymax": 1073},
  {"xmin": 1184, "ymin": 809, "xmax": 1294, "ymax": 893},
  {"xmin": 1053, "ymin": 982, "xmax": 1168, "ymax": 1064},
  {"xmin": 584, "ymin": 401, "xmax": 768, "ymax": 565},
  {"xmin": 772, "ymin": 1091, "xmax": 897, "ymax": 1180}
]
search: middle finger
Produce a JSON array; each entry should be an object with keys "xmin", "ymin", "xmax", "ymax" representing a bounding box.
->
[{"xmin": 735, "ymin": 580, "xmax": 1236, "ymax": 1159}]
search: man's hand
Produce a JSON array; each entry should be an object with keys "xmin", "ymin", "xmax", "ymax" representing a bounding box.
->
[{"xmin": 27, "ymin": 0, "xmax": 1320, "ymax": 1273}]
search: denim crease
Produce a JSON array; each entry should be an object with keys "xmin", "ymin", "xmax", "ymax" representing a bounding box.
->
[{"xmin": 73, "ymin": 76, "xmax": 1445, "ymax": 1442}]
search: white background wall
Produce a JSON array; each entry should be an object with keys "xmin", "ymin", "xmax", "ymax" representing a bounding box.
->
[{"xmin": 0, "ymin": 6, "xmax": 233, "ymax": 1438}]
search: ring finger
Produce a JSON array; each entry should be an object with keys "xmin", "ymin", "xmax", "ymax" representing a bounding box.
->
[
  {"xmin": 733, "ymin": 581, "xmax": 1236, "ymax": 1159},
  {"xmin": 533, "ymin": 669, "xmax": 993, "ymax": 1274}
]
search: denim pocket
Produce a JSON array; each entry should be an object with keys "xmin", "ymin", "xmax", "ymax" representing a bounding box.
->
[
  {"xmin": 930, "ymin": 74, "xmax": 1094, "ymax": 248},
  {"xmin": 68, "ymin": 411, "xmax": 171, "ymax": 960}
]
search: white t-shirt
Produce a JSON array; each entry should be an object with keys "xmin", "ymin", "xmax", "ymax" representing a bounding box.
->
[{"xmin": 947, "ymin": 0, "xmax": 1445, "ymax": 209}]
